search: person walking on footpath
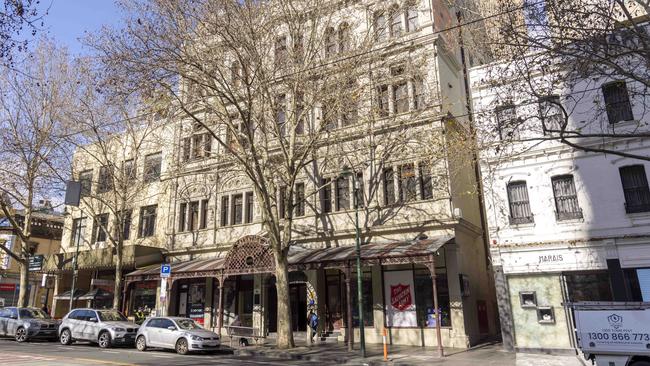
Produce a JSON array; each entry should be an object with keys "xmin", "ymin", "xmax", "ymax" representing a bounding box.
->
[{"xmin": 308, "ymin": 309, "xmax": 319, "ymax": 344}]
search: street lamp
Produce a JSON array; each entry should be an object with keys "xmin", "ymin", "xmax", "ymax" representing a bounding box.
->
[{"xmin": 342, "ymin": 166, "xmax": 366, "ymax": 358}]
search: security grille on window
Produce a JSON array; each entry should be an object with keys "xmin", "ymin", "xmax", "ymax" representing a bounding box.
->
[
  {"xmin": 399, "ymin": 164, "xmax": 417, "ymax": 202},
  {"xmin": 507, "ymin": 181, "xmax": 533, "ymax": 224},
  {"xmin": 383, "ymin": 167, "xmax": 396, "ymax": 205},
  {"xmin": 139, "ymin": 205, "xmax": 157, "ymax": 238},
  {"xmin": 336, "ymin": 176, "xmax": 350, "ymax": 211},
  {"xmin": 92, "ymin": 213, "xmax": 109, "ymax": 243},
  {"xmin": 619, "ymin": 165, "xmax": 650, "ymax": 213},
  {"xmin": 551, "ymin": 175, "xmax": 582, "ymax": 220},
  {"xmin": 496, "ymin": 105, "xmax": 520, "ymax": 140},
  {"xmin": 143, "ymin": 152, "xmax": 162, "ymax": 183},
  {"xmin": 603, "ymin": 81, "xmax": 634, "ymax": 124},
  {"xmin": 539, "ymin": 95, "xmax": 564, "ymax": 134}
]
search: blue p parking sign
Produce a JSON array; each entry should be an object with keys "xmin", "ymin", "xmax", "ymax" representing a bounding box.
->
[{"xmin": 160, "ymin": 264, "xmax": 171, "ymax": 278}]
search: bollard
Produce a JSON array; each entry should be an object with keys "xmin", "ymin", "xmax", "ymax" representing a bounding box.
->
[{"xmin": 382, "ymin": 328, "xmax": 388, "ymax": 361}]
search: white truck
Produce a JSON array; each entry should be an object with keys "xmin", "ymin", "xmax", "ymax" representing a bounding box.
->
[{"xmin": 570, "ymin": 302, "xmax": 650, "ymax": 366}]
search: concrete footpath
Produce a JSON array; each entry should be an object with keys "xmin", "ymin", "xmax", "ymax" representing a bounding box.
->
[{"xmin": 233, "ymin": 341, "xmax": 589, "ymax": 366}]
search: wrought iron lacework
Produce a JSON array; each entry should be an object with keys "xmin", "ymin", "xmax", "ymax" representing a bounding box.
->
[{"xmin": 223, "ymin": 235, "xmax": 275, "ymax": 275}]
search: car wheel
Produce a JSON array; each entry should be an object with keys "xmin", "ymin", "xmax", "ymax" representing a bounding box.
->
[
  {"xmin": 98, "ymin": 331, "xmax": 112, "ymax": 349},
  {"xmin": 60, "ymin": 329, "xmax": 73, "ymax": 345},
  {"xmin": 175, "ymin": 338, "xmax": 189, "ymax": 355},
  {"xmin": 14, "ymin": 327, "xmax": 27, "ymax": 342},
  {"xmin": 136, "ymin": 336, "xmax": 147, "ymax": 352}
]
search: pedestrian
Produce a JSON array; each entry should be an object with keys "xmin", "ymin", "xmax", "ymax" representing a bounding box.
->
[{"xmin": 308, "ymin": 309, "xmax": 319, "ymax": 343}]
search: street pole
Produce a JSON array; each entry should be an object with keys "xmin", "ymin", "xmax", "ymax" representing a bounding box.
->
[
  {"xmin": 353, "ymin": 174, "xmax": 366, "ymax": 358},
  {"xmin": 69, "ymin": 213, "xmax": 83, "ymax": 312}
]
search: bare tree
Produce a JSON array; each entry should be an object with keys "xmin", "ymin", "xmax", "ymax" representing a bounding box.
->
[
  {"xmin": 0, "ymin": 39, "xmax": 73, "ymax": 307},
  {"xmin": 460, "ymin": 0, "xmax": 650, "ymax": 161},
  {"xmin": 1, "ymin": 0, "xmax": 44, "ymax": 64}
]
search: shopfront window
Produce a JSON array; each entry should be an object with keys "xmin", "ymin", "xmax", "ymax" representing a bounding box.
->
[
  {"xmin": 564, "ymin": 271, "xmax": 613, "ymax": 302},
  {"xmin": 414, "ymin": 269, "xmax": 451, "ymax": 327},
  {"xmin": 131, "ymin": 281, "xmax": 157, "ymax": 318},
  {"xmin": 346, "ymin": 270, "xmax": 373, "ymax": 327}
]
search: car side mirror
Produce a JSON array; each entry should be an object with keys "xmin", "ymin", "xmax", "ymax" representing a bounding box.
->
[
  {"xmin": 167, "ymin": 326, "xmax": 176, "ymax": 331},
  {"xmin": 89, "ymin": 317, "xmax": 98, "ymax": 322}
]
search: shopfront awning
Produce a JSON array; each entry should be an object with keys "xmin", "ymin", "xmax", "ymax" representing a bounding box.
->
[
  {"xmin": 53, "ymin": 289, "xmax": 86, "ymax": 300},
  {"xmin": 124, "ymin": 235, "xmax": 453, "ymax": 283},
  {"xmin": 125, "ymin": 256, "xmax": 226, "ymax": 282},
  {"xmin": 40, "ymin": 245, "xmax": 164, "ymax": 273},
  {"xmin": 78, "ymin": 288, "xmax": 114, "ymax": 301}
]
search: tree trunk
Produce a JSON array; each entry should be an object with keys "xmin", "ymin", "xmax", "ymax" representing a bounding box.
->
[
  {"xmin": 274, "ymin": 254, "xmax": 294, "ymax": 349},
  {"xmin": 113, "ymin": 240, "xmax": 123, "ymax": 310},
  {"xmin": 17, "ymin": 257, "xmax": 29, "ymax": 307}
]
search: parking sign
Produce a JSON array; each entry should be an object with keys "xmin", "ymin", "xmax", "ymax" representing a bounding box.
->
[{"xmin": 160, "ymin": 264, "xmax": 171, "ymax": 278}]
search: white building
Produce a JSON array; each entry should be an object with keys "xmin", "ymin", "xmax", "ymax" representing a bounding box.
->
[{"xmin": 470, "ymin": 20, "xmax": 650, "ymax": 352}]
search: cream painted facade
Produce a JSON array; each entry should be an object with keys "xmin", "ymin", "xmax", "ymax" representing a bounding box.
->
[{"xmin": 58, "ymin": 0, "xmax": 497, "ymax": 350}]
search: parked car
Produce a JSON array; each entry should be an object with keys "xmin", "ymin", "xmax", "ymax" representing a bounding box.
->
[
  {"xmin": 58, "ymin": 308, "xmax": 139, "ymax": 348},
  {"xmin": 0, "ymin": 307, "xmax": 60, "ymax": 342},
  {"xmin": 136, "ymin": 317, "xmax": 220, "ymax": 355}
]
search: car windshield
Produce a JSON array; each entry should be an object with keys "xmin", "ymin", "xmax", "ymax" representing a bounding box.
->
[
  {"xmin": 176, "ymin": 319, "xmax": 201, "ymax": 330},
  {"xmin": 19, "ymin": 308, "xmax": 50, "ymax": 319},
  {"xmin": 97, "ymin": 310, "xmax": 127, "ymax": 322}
]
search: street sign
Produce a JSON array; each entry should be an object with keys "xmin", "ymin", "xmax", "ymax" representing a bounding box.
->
[
  {"xmin": 28, "ymin": 255, "xmax": 44, "ymax": 271},
  {"xmin": 160, "ymin": 264, "xmax": 171, "ymax": 278}
]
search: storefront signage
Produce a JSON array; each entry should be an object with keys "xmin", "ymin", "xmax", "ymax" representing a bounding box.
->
[
  {"xmin": 189, "ymin": 303, "xmax": 205, "ymax": 325},
  {"xmin": 28, "ymin": 255, "xmax": 44, "ymax": 271},
  {"xmin": 0, "ymin": 283, "xmax": 16, "ymax": 292},
  {"xmin": 498, "ymin": 245, "xmax": 608, "ymax": 274},
  {"xmin": 390, "ymin": 284, "xmax": 412, "ymax": 311},
  {"xmin": 160, "ymin": 264, "xmax": 171, "ymax": 278},
  {"xmin": 384, "ymin": 270, "xmax": 417, "ymax": 327},
  {"xmin": 91, "ymin": 279, "xmax": 115, "ymax": 287}
]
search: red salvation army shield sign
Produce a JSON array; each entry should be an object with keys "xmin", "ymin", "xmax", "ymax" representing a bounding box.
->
[{"xmin": 390, "ymin": 283, "xmax": 412, "ymax": 311}]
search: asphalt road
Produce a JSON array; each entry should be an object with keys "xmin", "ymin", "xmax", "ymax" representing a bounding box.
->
[{"xmin": 0, "ymin": 338, "xmax": 324, "ymax": 365}]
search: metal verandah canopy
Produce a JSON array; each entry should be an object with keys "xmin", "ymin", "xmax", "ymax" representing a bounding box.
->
[{"xmin": 124, "ymin": 235, "xmax": 453, "ymax": 282}]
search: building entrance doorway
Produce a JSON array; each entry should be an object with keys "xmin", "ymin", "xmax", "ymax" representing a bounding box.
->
[
  {"xmin": 290, "ymin": 283, "xmax": 307, "ymax": 331},
  {"xmin": 266, "ymin": 281, "xmax": 277, "ymax": 333}
]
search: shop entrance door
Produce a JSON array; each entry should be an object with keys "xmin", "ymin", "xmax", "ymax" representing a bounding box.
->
[
  {"xmin": 267, "ymin": 284, "xmax": 277, "ymax": 333},
  {"xmin": 290, "ymin": 283, "xmax": 307, "ymax": 331},
  {"xmin": 325, "ymin": 273, "xmax": 343, "ymax": 330}
]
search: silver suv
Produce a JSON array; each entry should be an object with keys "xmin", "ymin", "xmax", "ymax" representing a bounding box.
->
[
  {"xmin": 59, "ymin": 308, "xmax": 139, "ymax": 348},
  {"xmin": 0, "ymin": 307, "xmax": 60, "ymax": 342},
  {"xmin": 136, "ymin": 317, "xmax": 220, "ymax": 355}
]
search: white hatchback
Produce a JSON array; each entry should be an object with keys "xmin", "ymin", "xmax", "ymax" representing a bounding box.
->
[{"xmin": 136, "ymin": 317, "xmax": 220, "ymax": 355}]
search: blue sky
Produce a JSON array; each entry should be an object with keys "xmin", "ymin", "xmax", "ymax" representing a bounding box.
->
[{"xmin": 40, "ymin": 0, "xmax": 123, "ymax": 56}]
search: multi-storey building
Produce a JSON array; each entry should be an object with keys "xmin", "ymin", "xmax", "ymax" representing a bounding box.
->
[
  {"xmin": 54, "ymin": 0, "xmax": 497, "ymax": 349},
  {"xmin": 1, "ymin": 203, "xmax": 63, "ymax": 310},
  {"xmin": 471, "ymin": 11, "xmax": 650, "ymax": 353}
]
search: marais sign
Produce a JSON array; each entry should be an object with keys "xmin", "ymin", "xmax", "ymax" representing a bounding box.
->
[
  {"xmin": 384, "ymin": 270, "xmax": 417, "ymax": 327},
  {"xmin": 574, "ymin": 309, "xmax": 650, "ymax": 354}
]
